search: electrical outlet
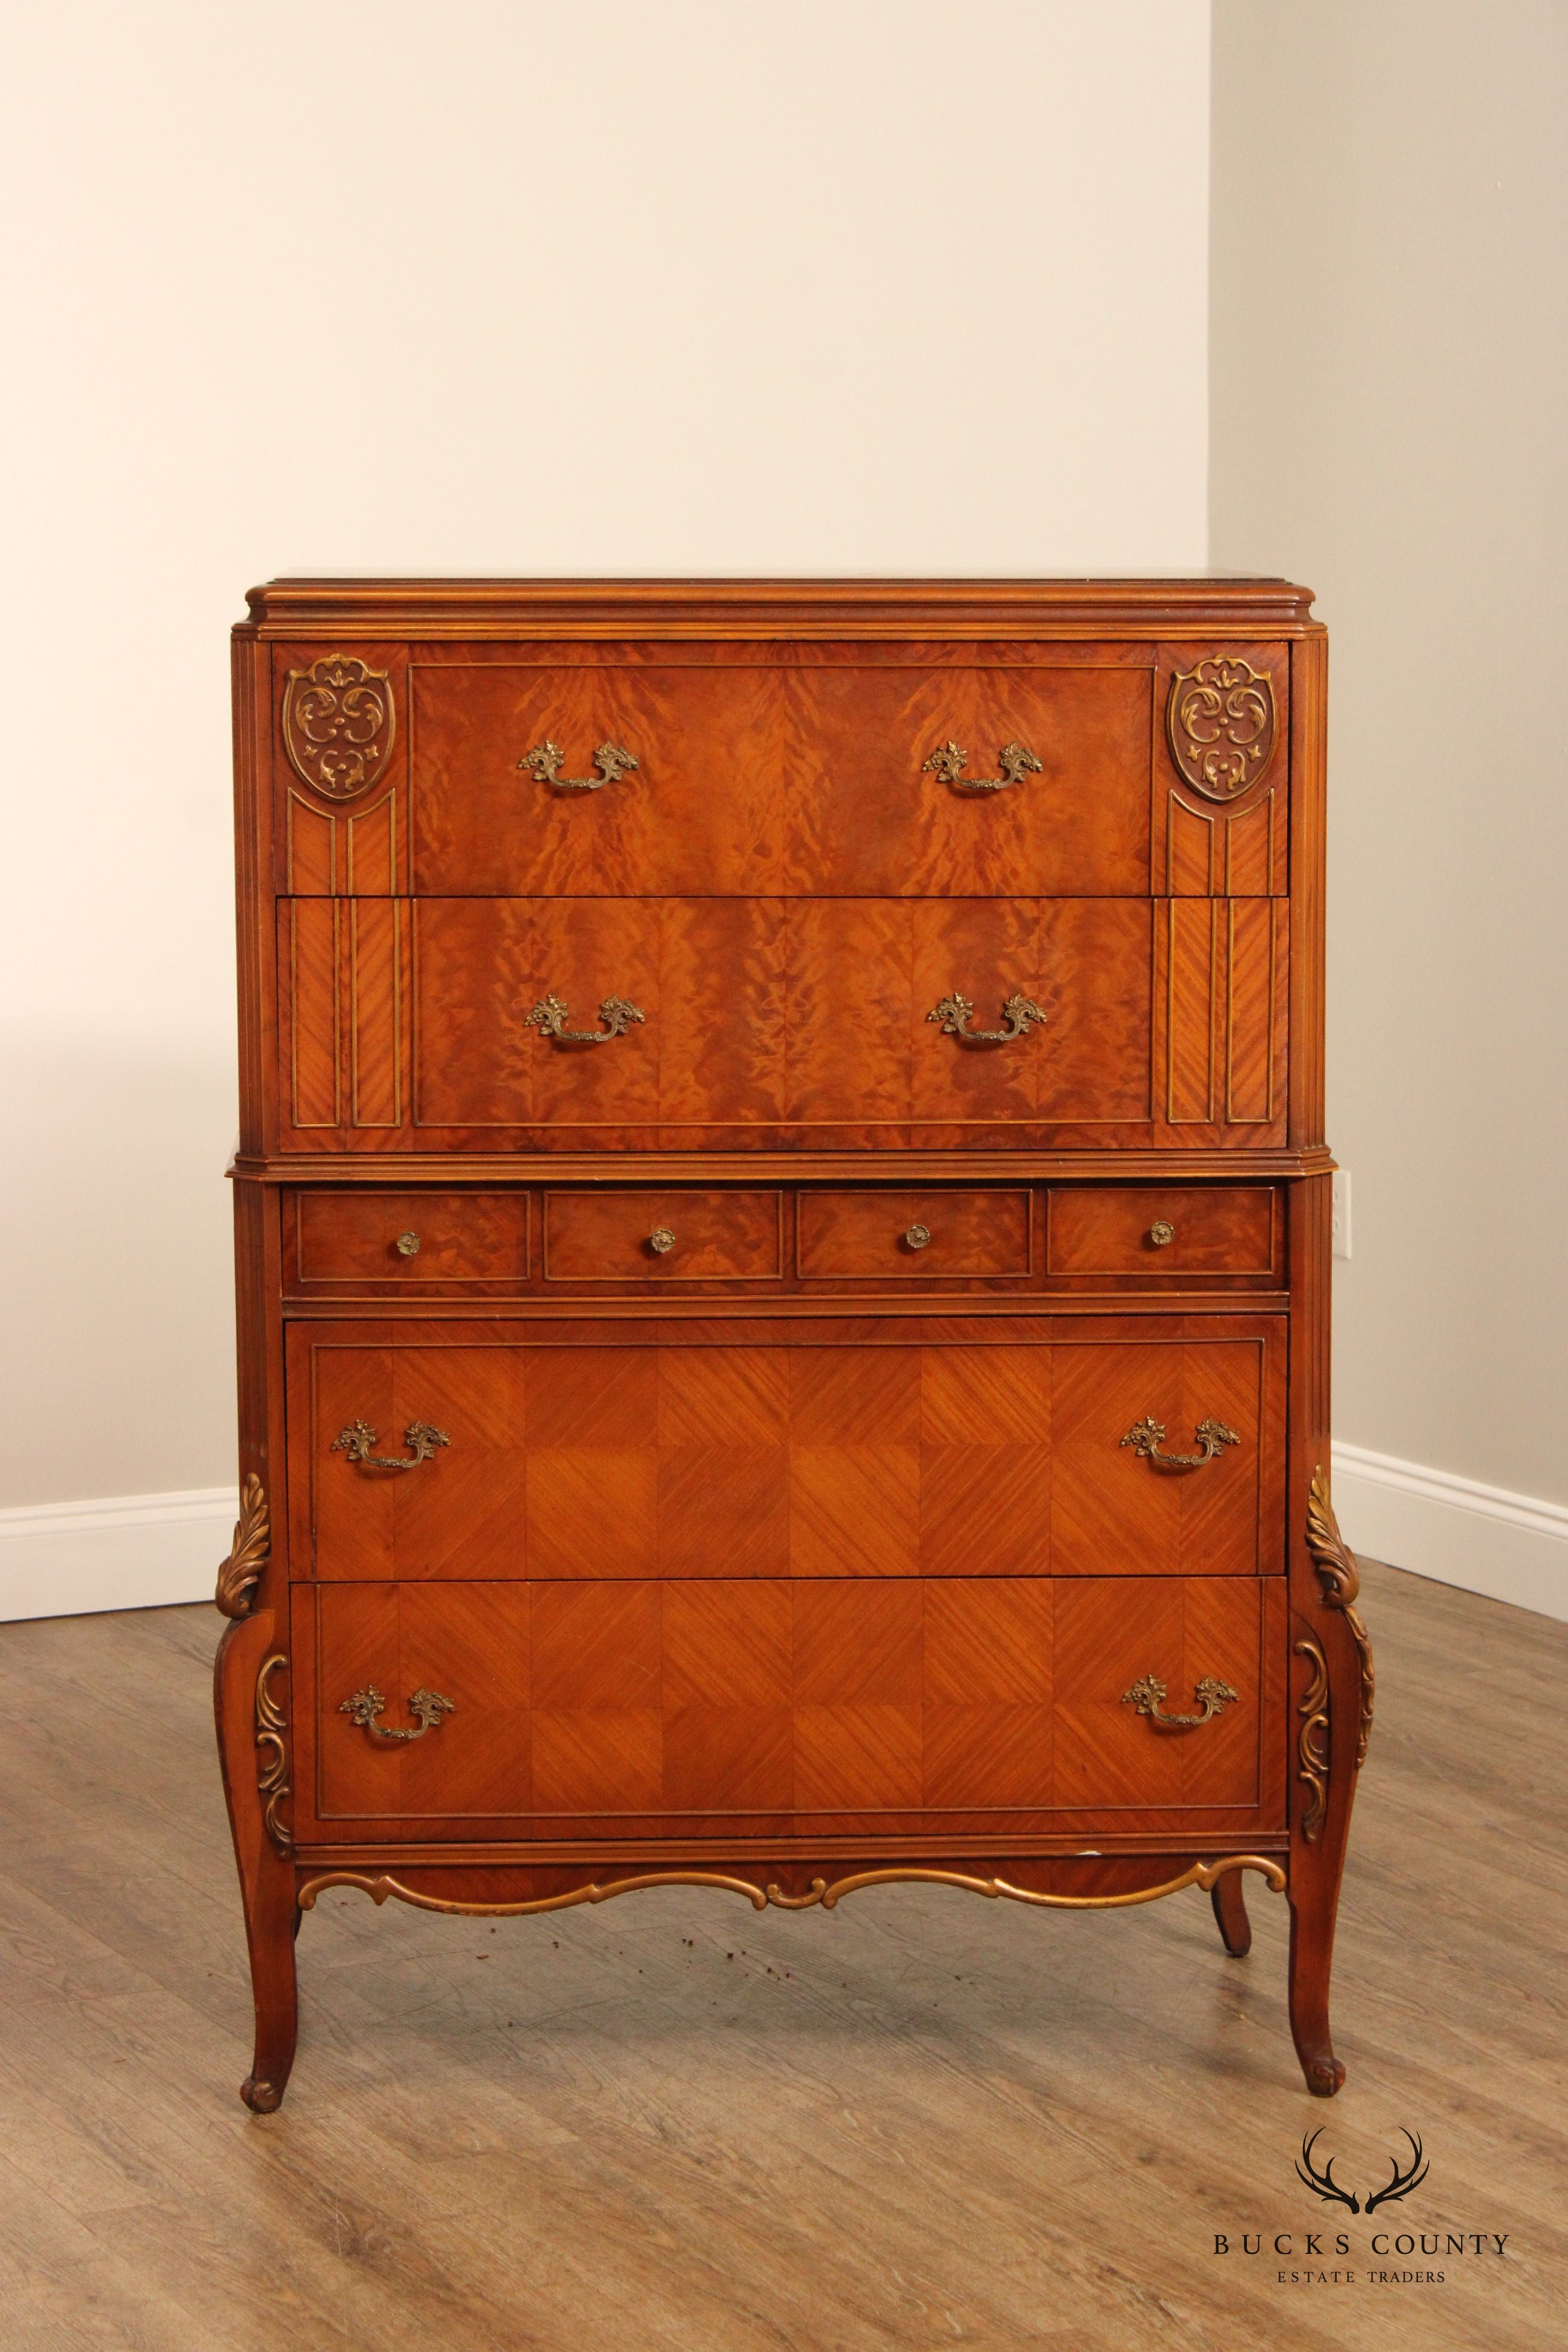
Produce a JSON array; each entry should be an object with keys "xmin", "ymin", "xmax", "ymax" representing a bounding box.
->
[{"xmin": 1332, "ymin": 1171, "xmax": 1352, "ymax": 1260}]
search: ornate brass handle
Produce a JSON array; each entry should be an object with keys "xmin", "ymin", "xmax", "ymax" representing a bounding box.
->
[
  {"xmin": 923, "ymin": 740, "xmax": 1043, "ymax": 795},
  {"xmin": 332, "ymin": 1419, "xmax": 450, "ymax": 1472},
  {"xmin": 648, "ymin": 1226, "xmax": 677, "ymax": 1255},
  {"xmin": 927, "ymin": 990, "xmax": 1047, "ymax": 1046},
  {"xmin": 395, "ymin": 1230, "xmax": 421, "ymax": 1257},
  {"xmin": 339, "ymin": 1685, "xmax": 456, "ymax": 1742},
  {"xmin": 904, "ymin": 1223, "xmax": 932, "ymax": 1251},
  {"xmin": 1120, "ymin": 1415, "xmax": 1240, "ymax": 1469},
  {"xmin": 1122, "ymin": 1674, "xmax": 1239, "ymax": 1728},
  {"xmin": 525, "ymin": 992, "xmax": 645, "ymax": 1046},
  {"xmin": 518, "ymin": 739, "xmax": 638, "ymax": 793},
  {"xmin": 1148, "ymin": 1220, "xmax": 1175, "ymax": 1248}
]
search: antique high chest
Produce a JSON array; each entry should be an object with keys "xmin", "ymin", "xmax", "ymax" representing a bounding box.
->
[{"xmin": 215, "ymin": 578, "xmax": 1370, "ymax": 2109}]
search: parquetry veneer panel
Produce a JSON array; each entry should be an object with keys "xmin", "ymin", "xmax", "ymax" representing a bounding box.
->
[
  {"xmin": 286, "ymin": 1324, "xmax": 1283, "ymax": 1585},
  {"xmin": 290, "ymin": 1574, "xmax": 1282, "ymax": 1838}
]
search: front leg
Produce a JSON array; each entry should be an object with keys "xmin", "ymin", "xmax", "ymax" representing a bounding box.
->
[
  {"xmin": 1286, "ymin": 1469, "xmax": 1373, "ymax": 2095},
  {"xmin": 214, "ymin": 1606, "xmax": 298, "ymax": 2112},
  {"xmin": 1287, "ymin": 1864, "xmax": 1344, "ymax": 2096}
]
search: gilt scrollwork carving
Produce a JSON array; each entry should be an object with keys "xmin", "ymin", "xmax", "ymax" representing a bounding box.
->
[
  {"xmin": 282, "ymin": 656, "xmax": 395, "ymax": 801},
  {"xmin": 1306, "ymin": 1464, "xmax": 1374, "ymax": 1768},
  {"xmin": 215, "ymin": 1474, "xmax": 269, "ymax": 1619},
  {"xmin": 255, "ymin": 1653, "xmax": 292, "ymax": 1855},
  {"xmin": 1295, "ymin": 1633, "xmax": 1329, "ymax": 1841},
  {"xmin": 297, "ymin": 1853, "xmax": 1287, "ymax": 1920},
  {"xmin": 1166, "ymin": 656, "xmax": 1277, "ymax": 801}
]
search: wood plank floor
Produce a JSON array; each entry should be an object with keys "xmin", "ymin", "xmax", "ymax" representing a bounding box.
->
[{"xmin": 0, "ymin": 1560, "xmax": 1562, "ymax": 2350}]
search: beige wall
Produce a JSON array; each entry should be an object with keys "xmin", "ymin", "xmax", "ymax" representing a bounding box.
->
[
  {"xmin": 1, "ymin": 1, "xmax": 1211, "ymax": 1512},
  {"xmin": 1211, "ymin": 2, "xmax": 1568, "ymax": 1510}
]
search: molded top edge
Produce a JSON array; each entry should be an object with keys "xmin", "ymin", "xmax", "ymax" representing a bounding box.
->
[{"xmin": 239, "ymin": 576, "xmax": 1318, "ymax": 637}]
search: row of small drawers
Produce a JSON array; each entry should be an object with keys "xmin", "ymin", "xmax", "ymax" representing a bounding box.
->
[{"xmin": 286, "ymin": 1184, "xmax": 1281, "ymax": 1291}]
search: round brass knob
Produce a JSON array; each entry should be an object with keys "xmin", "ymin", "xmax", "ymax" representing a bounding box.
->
[
  {"xmin": 648, "ymin": 1227, "xmax": 677, "ymax": 1256},
  {"xmin": 1148, "ymin": 1220, "xmax": 1176, "ymax": 1248},
  {"xmin": 904, "ymin": 1223, "xmax": 932, "ymax": 1251},
  {"xmin": 395, "ymin": 1231, "xmax": 422, "ymax": 1258}
]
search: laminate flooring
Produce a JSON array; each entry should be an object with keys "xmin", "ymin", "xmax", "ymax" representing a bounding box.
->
[{"xmin": 0, "ymin": 1560, "xmax": 1562, "ymax": 2351}]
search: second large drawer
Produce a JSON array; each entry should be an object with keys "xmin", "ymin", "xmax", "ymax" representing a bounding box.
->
[
  {"xmin": 286, "ymin": 1317, "xmax": 1285, "ymax": 1582},
  {"xmin": 290, "ymin": 1572, "xmax": 1287, "ymax": 1840}
]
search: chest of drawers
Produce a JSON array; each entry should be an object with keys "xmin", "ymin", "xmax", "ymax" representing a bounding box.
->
[{"xmin": 214, "ymin": 579, "xmax": 1370, "ymax": 2110}]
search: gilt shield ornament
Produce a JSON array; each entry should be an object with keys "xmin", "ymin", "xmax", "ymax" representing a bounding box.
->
[
  {"xmin": 1165, "ymin": 656, "xmax": 1277, "ymax": 801},
  {"xmin": 282, "ymin": 655, "xmax": 395, "ymax": 800}
]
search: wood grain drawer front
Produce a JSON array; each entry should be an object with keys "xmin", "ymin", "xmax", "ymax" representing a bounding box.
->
[
  {"xmin": 405, "ymin": 653, "xmax": 1154, "ymax": 899},
  {"xmin": 279, "ymin": 890, "xmax": 1289, "ymax": 1149},
  {"xmin": 292, "ymin": 1192, "xmax": 528, "ymax": 1288},
  {"xmin": 279, "ymin": 893, "xmax": 1205, "ymax": 1150},
  {"xmin": 288, "ymin": 1321, "xmax": 1282, "ymax": 1584},
  {"xmin": 1046, "ymin": 1188, "xmax": 1278, "ymax": 1278},
  {"xmin": 544, "ymin": 1191, "xmax": 782, "ymax": 1280},
  {"xmin": 293, "ymin": 1574, "xmax": 1283, "ymax": 1837},
  {"xmin": 798, "ymin": 1191, "xmax": 1030, "ymax": 1279}
]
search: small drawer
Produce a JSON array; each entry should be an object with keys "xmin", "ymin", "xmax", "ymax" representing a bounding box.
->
[
  {"xmin": 798, "ymin": 1190, "xmax": 1031, "ymax": 1279},
  {"xmin": 292, "ymin": 1191, "xmax": 529, "ymax": 1286},
  {"xmin": 1045, "ymin": 1187, "xmax": 1277, "ymax": 1277},
  {"xmin": 543, "ymin": 1190, "xmax": 783, "ymax": 1280}
]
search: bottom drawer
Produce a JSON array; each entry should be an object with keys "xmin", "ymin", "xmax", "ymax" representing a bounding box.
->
[{"xmin": 292, "ymin": 1577, "xmax": 1285, "ymax": 1842}]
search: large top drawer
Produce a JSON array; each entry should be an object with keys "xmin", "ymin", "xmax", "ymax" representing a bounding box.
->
[{"xmin": 272, "ymin": 641, "xmax": 1291, "ymax": 900}]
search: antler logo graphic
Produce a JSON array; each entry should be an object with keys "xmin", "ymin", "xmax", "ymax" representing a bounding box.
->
[
  {"xmin": 1295, "ymin": 2128, "xmax": 1430, "ymax": 2213},
  {"xmin": 1364, "ymin": 2131, "xmax": 1429, "ymax": 2213},
  {"xmin": 1296, "ymin": 2128, "xmax": 1360, "ymax": 2211}
]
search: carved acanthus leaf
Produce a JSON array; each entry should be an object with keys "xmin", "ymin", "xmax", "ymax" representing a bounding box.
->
[
  {"xmin": 1305, "ymin": 1464, "xmax": 1374, "ymax": 1768},
  {"xmin": 215, "ymin": 1474, "xmax": 269, "ymax": 1619}
]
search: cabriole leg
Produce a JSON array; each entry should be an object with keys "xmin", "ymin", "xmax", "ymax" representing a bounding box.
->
[
  {"xmin": 239, "ymin": 1865, "xmax": 299, "ymax": 2113},
  {"xmin": 214, "ymin": 1600, "xmax": 299, "ymax": 2112},
  {"xmin": 1286, "ymin": 1866, "xmax": 1344, "ymax": 2096}
]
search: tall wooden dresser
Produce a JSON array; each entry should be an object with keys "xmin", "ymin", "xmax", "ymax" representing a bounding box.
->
[{"xmin": 215, "ymin": 579, "xmax": 1370, "ymax": 2110}]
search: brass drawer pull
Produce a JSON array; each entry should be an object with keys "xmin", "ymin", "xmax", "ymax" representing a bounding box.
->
[
  {"xmin": 394, "ymin": 1230, "xmax": 421, "ymax": 1257},
  {"xmin": 525, "ymin": 992, "xmax": 645, "ymax": 1046},
  {"xmin": 1148, "ymin": 1220, "xmax": 1176, "ymax": 1247},
  {"xmin": 1122, "ymin": 1674, "xmax": 1239, "ymax": 1728},
  {"xmin": 927, "ymin": 989, "xmax": 1047, "ymax": 1046},
  {"xmin": 518, "ymin": 739, "xmax": 638, "ymax": 794},
  {"xmin": 923, "ymin": 740, "xmax": 1043, "ymax": 795},
  {"xmin": 1121, "ymin": 1415, "xmax": 1239, "ymax": 1469},
  {"xmin": 332, "ymin": 1419, "xmax": 450, "ymax": 1472},
  {"xmin": 903, "ymin": 1223, "xmax": 932, "ymax": 1251},
  {"xmin": 648, "ymin": 1226, "xmax": 677, "ymax": 1255},
  {"xmin": 340, "ymin": 1685, "xmax": 456, "ymax": 1743}
]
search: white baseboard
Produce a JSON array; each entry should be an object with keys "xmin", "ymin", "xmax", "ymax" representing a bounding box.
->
[
  {"xmin": 0, "ymin": 1487, "xmax": 237, "ymax": 1624},
  {"xmin": 1332, "ymin": 1442, "xmax": 1568, "ymax": 1623},
  {"xmin": 1, "ymin": 1451, "xmax": 1563, "ymax": 1628}
]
